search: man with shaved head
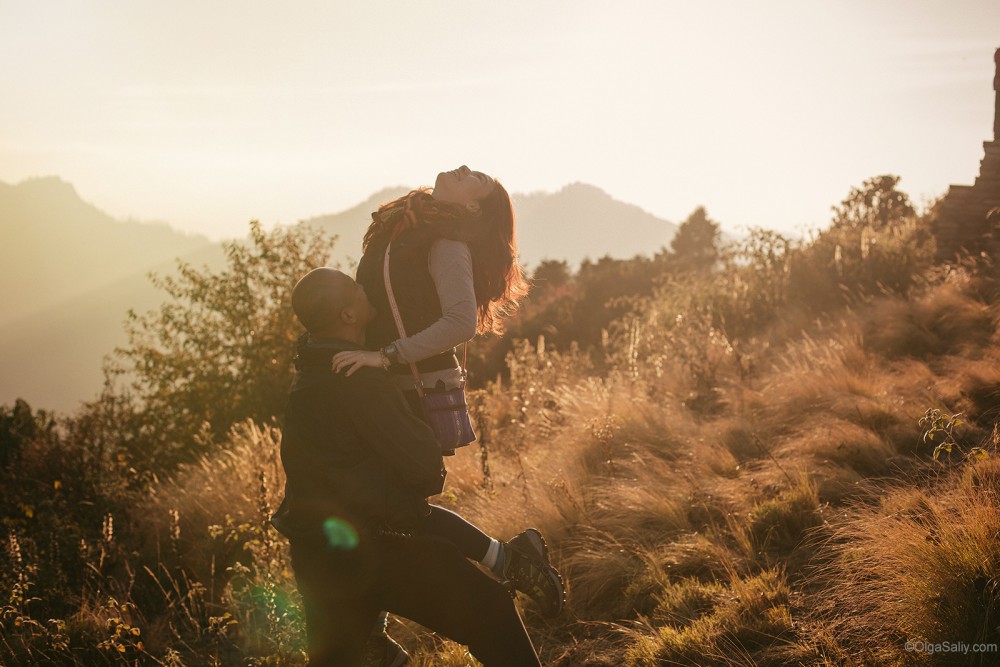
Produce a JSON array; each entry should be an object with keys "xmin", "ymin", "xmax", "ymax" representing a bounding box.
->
[
  {"xmin": 290, "ymin": 267, "xmax": 373, "ymax": 337},
  {"xmin": 271, "ymin": 268, "xmax": 541, "ymax": 666}
]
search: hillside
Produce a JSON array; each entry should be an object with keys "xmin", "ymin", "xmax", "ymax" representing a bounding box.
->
[
  {"xmin": 0, "ymin": 177, "xmax": 215, "ymax": 327},
  {"xmin": 0, "ymin": 243, "xmax": 225, "ymax": 412},
  {"xmin": 0, "ymin": 178, "xmax": 227, "ymax": 411},
  {"xmin": 513, "ymin": 182, "xmax": 678, "ymax": 266},
  {"xmin": 6, "ymin": 187, "xmax": 1000, "ymax": 665}
]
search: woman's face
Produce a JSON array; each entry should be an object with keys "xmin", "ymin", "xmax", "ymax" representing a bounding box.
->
[{"xmin": 432, "ymin": 165, "xmax": 495, "ymax": 209}]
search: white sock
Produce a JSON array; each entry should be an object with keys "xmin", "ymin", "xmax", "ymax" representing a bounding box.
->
[{"xmin": 481, "ymin": 538, "xmax": 504, "ymax": 576}]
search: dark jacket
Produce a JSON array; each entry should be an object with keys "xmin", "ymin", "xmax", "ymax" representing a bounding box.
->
[
  {"xmin": 356, "ymin": 229, "xmax": 460, "ymax": 375},
  {"xmin": 270, "ymin": 334, "xmax": 446, "ymax": 545}
]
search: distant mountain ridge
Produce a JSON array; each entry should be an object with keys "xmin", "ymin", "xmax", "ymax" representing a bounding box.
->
[
  {"xmin": 0, "ymin": 177, "xmax": 224, "ymax": 412},
  {"xmin": 304, "ymin": 181, "xmax": 678, "ymax": 270},
  {"xmin": 0, "ymin": 177, "xmax": 215, "ymax": 327},
  {"xmin": 513, "ymin": 182, "xmax": 677, "ymax": 266},
  {"xmin": 0, "ymin": 177, "xmax": 677, "ymax": 412},
  {"xmin": 300, "ymin": 186, "xmax": 410, "ymax": 271}
]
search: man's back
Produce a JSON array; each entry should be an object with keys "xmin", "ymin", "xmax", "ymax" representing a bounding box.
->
[{"xmin": 271, "ymin": 334, "xmax": 445, "ymax": 545}]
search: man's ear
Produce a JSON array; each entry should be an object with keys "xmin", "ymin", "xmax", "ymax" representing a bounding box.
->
[{"xmin": 340, "ymin": 307, "xmax": 357, "ymax": 325}]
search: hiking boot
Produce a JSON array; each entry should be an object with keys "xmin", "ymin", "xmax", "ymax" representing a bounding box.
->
[
  {"xmin": 502, "ymin": 528, "xmax": 566, "ymax": 617},
  {"xmin": 360, "ymin": 629, "xmax": 409, "ymax": 667}
]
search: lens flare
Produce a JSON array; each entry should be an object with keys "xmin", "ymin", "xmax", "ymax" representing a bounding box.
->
[{"xmin": 322, "ymin": 517, "xmax": 359, "ymax": 551}]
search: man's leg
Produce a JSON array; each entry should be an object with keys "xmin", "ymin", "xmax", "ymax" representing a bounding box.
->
[
  {"xmin": 374, "ymin": 534, "xmax": 541, "ymax": 667},
  {"xmin": 422, "ymin": 504, "xmax": 493, "ymax": 561},
  {"xmin": 290, "ymin": 541, "xmax": 381, "ymax": 666}
]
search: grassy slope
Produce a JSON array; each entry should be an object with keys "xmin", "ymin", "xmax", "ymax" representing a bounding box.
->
[
  {"xmin": 395, "ymin": 263, "xmax": 1000, "ymax": 665},
  {"xmin": 5, "ymin": 258, "xmax": 1000, "ymax": 665}
]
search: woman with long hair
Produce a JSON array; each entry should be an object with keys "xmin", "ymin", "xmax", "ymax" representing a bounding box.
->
[
  {"xmin": 332, "ymin": 165, "xmax": 528, "ymax": 390},
  {"xmin": 331, "ymin": 167, "xmax": 564, "ymax": 658}
]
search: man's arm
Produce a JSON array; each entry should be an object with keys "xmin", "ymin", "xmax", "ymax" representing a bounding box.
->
[{"xmin": 346, "ymin": 368, "xmax": 446, "ymax": 498}]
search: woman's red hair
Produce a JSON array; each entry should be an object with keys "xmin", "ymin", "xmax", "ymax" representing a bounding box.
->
[{"xmin": 363, "ymin": 184, "xmax": 529, "ymax": 335}]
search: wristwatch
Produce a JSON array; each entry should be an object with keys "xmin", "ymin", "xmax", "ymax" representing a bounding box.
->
[{"xmin": 380, "ymin": 342, "xmax": 401, "ymax": 367}]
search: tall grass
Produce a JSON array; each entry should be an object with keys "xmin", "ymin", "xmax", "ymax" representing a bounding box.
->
[
  {"xmin": 6, "ymin": 209, "xmax": 1000, "ymax": 665},
  {"xmin": 0, "ymin": 421, "xmax": 304, "ymax": 665},
  {"xmin": 810, "ymin": 466, "xmax": 1000, "ymax": 666}
]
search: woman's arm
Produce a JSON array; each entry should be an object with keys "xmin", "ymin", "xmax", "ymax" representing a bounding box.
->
[{"xmin": 332, "ymin": 239, "xmax": 477, "ymax": 375}]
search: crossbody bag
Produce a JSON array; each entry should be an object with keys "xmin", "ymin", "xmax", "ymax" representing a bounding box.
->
[{"xmin": 383, "ymin": 243, "xmax": 477, "ymax": 452}]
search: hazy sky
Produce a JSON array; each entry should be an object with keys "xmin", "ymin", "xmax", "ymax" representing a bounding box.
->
[{"xmin": 2, "ymin": 1, "xmax": 998, "ymax": 240}]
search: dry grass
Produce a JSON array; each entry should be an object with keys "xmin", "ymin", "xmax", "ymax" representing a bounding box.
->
[
  {"xmin": 788, "ymin": 418, "xmax": 896, "ymax": 477},
  {"xmin": 810, "ymin": 470, "xmax": 1000, "ymax": 666},
  {"xmin": 743, "ymin": 475, "xmax": 822, "ymax": 562},
  {"xmin": 623, "ymin": 567, "xmax": 796, "ymax": 667},
  {"xmin": 135, "ymin": 421, "xmax": 286, "ymax": 590},
  {"xmin": 862, "ymin": 285, "xmax": 994, "ymax": 360},
  {"xmin": 11, "ymin": 230, "xmax": 1000, "ymax": 666}
]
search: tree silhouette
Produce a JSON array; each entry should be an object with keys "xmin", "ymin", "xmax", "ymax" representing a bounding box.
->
[
  {"xmin": 103, "ymin": 221, "xmax": 334, "ymax": 469},
  {"xmin": 667, "ymin": 207, "xmax": 721, "ymax": 273},
  {"xmin": 532, "ymin": 259, "xmax": 572, "ymax": 292},
  {"xmin": 831, "ymin": 174, "xmax": 915, "ymax": 231}
]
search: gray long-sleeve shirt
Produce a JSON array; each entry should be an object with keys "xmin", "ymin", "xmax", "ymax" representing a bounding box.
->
[{"xmin": 390, "ymin": 238, "xmax": 476, "ymax": 392}]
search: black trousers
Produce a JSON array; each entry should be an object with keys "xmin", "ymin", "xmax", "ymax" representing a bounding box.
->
[
  {"xmin": 402, "ymin": 387, "xmax": 495, "ymax": 563},
  {"xmin": 290, "ymin": 533, "xmax": 541, "ymax": 667},
  {"xmin": 422, "ymin": 504, "xmax": 493, "ymax": 562}
]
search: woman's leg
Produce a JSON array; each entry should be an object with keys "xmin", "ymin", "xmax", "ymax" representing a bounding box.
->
[
  {"xmin": 403, "ymin": 389, "xmax": 563, "ymax": 615},
  {"xmin": 422, "ymin": 504, "xmax": 493, "ymax": 562}
]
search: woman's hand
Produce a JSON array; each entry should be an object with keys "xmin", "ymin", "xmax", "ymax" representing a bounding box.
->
[{"xmin": 331, "ymin": 350, "xmax": 384, "ymax": 376}]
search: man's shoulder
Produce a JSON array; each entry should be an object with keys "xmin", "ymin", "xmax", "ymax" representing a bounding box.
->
[
  {"xmin": 291, "ymin": 364, "xmax": 392, "ymax": 393},
  {"xmin": 349, "ymin": 366, "xmax": 400, "ymax": 391},
  {"xmin": 292, "ymin": 365, "xmax": 396, "ymax": 393}
]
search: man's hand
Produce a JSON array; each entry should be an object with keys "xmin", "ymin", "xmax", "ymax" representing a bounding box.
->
[{"xmin": 331, "ymin": 350, "xmax": 384, "ymax": 376}]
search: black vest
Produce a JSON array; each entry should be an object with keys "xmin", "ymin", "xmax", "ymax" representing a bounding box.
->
[{"xmin": 355, "ymin": 229, "xmax": 459, "ymax": 375}]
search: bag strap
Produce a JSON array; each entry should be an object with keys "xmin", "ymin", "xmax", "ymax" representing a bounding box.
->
[{"xmin": 382, "ymin": 243, "xmax": 468, "ymax": 398}]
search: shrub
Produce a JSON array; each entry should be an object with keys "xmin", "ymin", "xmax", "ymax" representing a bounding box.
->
[{"xmin": 103, "ymin": 221, "xmax": 335, "ymax": 471}]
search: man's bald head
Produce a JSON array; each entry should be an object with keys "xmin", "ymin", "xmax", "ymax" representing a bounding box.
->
[{"xmin": 292, "ymin": 268, "xmax": 368, "ymax": 336}]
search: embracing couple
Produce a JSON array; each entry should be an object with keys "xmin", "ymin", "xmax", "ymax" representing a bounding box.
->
[{"xmin": 270, "ymin": 167, "xmax": 565, "ymax": 666}]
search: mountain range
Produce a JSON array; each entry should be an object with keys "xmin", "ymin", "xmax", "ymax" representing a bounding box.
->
[{"xmin": 0, "ymin": 177, "xmax": 678, "ymax": 412}]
